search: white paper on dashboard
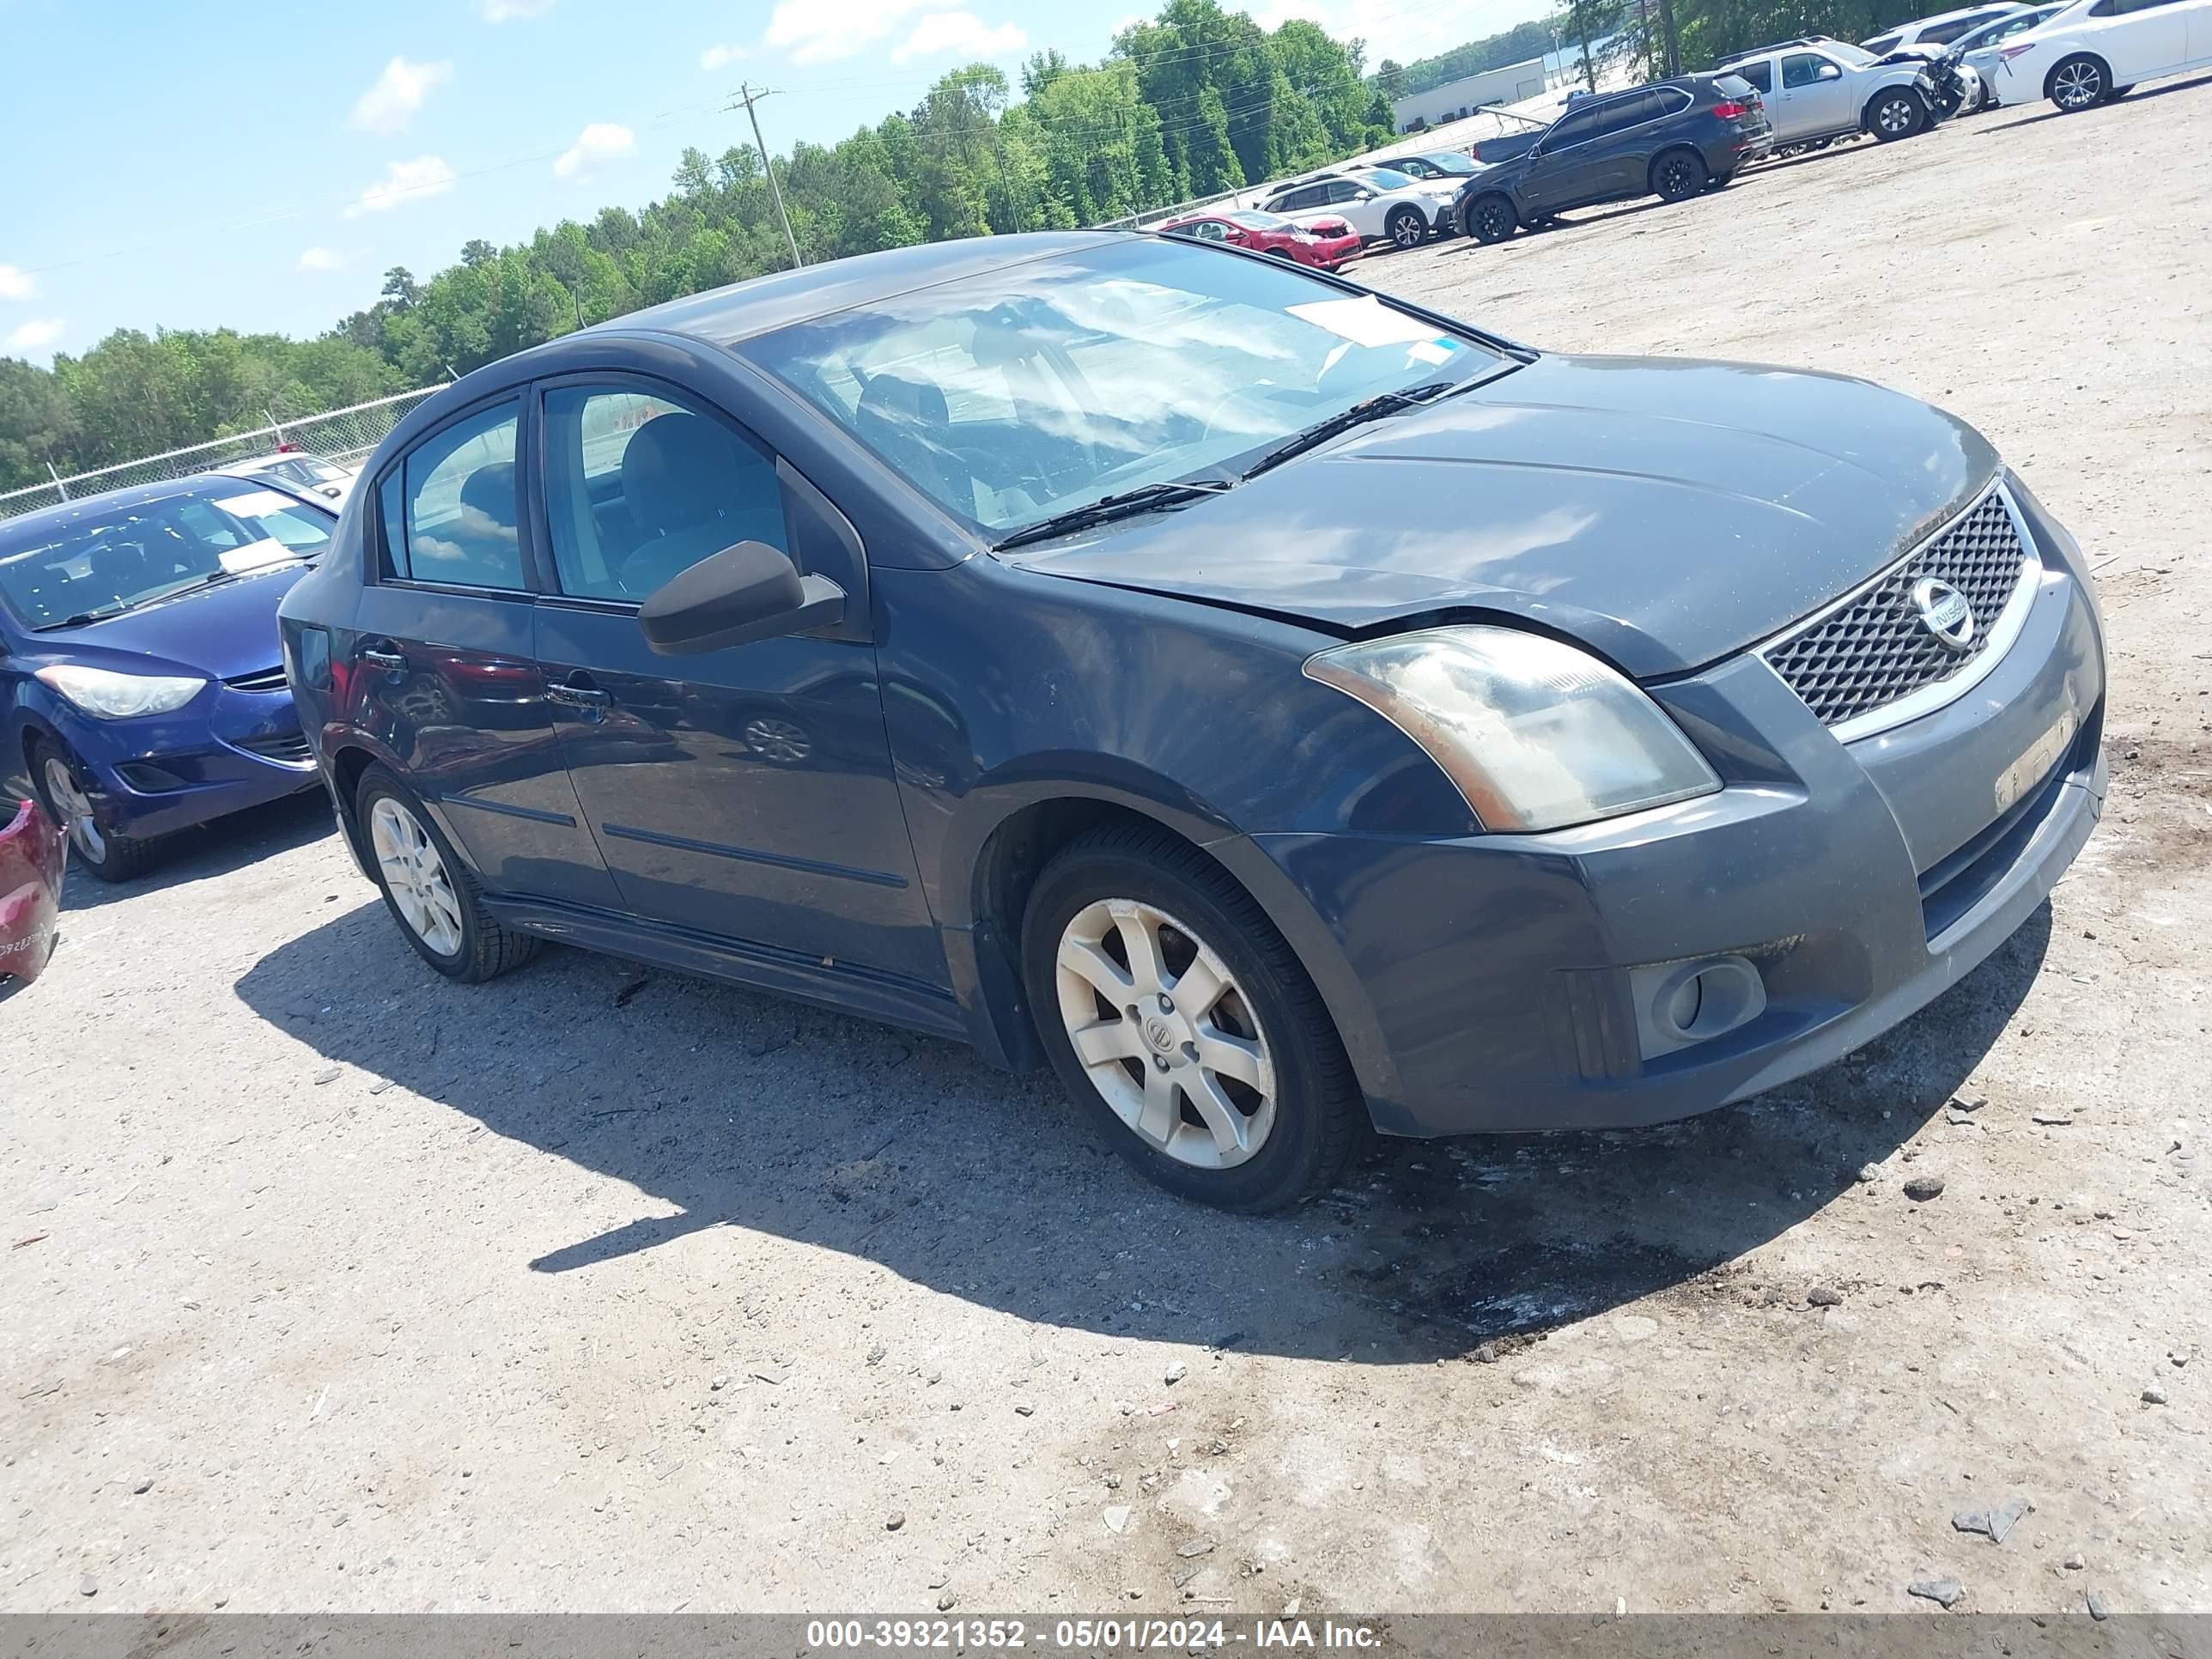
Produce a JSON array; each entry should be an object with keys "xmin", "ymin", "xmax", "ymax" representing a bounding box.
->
[
  {"xmin": 1285, "ymin": 297, "xmax": 1442, "ymax": 349},
  {"xmin": 216, "ymin": 538, "xmax": 296, "ymax": 574}
]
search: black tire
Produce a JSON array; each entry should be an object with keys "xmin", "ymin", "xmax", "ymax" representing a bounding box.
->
[
  {"xmin": 1650, "ymin": 147, "xmax": 1709, "ymax": 203},
  {"xmin": 1868, "ymin": 88, "xmax": 1925, "ymax": 141},
  {"xmin": 1465, "ymin": 192, "xmax": 1517, "ymax": 244},
  {"xmin": 2047, "ymin": 53, "xmax": 2106, "ymax": 111},
  {"xmin": 2105, "ymin": 82, "xmax": 2135, "ymax": 101},
  {"xmin": 30, "ymin": 737, "xmax": 157, "ymax": 883},
  {"xmin": 1384, "ymin": 205, "xmax": 1426, "ymax": 250},
  {"xmin": 1021, "ymin": 823, "xmax": 1364, "ymax": 1212},
  {"xmin": 355, "ymin": 764, "xmax": 538, "ymax": 983}
]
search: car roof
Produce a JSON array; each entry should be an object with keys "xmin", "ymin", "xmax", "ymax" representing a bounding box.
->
[
  {"xmin": 599, "ymin": 232, "xmax": 1119, "ymax": 349},
  {"xmin": 0, "ymin": 471, "xmax": 321, "ymax": 546}
]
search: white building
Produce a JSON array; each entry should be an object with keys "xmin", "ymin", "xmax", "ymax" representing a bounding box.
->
[{"xmin": 1390, "ymin": 58, "xmax": 1550, "ymax": 131}]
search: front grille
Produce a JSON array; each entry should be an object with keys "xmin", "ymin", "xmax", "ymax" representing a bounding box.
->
[
  {"xmin": 225, "ymin": 666, "xmax": 290, "ymax": 694},
  {"xmin": 236, "ymin": 730, "xmax": 313, "ymax": 766},
  {"xmin": 1762, "ymin": 487, "xmax": 2031, "ymax": 732}
]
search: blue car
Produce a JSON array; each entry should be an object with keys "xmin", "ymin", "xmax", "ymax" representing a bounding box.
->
[
  {"xmin": 280, "ymin": 232, "xmax": 2104, "ymax": 1212},
  {"xmin": 1, "ymin": 475, "xmax": 337, "ymax": 880}
]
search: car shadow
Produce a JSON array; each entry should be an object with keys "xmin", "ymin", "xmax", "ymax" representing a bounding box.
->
[
  {"xmin": 1976, "ymin": 68, "xmax": 2212, "ymax": 131},
  {"xmin": 234, "ymin": 900, "xmax": 2048, "ymax": 1364},
  {"xmin": 59, "ymin": 789, "xmax": 331, "ymax": 913}
]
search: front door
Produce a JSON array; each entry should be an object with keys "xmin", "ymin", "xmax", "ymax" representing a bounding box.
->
[
  {"xmin": 1772, "ymin": 52, "xmax": 1853, "ymax": 138},
  {"xmin": 351, "ymin": 394, "xmax": 618, "ymax": 908},
  {"xmin": 1517, "ymin": 101, "xmax": 1613, "ymax": 214},
  {"xmin": 528, "ymin": 377, "xmax": 944, "ymax": 988},
  {"xmin": 2096, "ymin": 0, "xmax": 2191, "ymax": 78}
]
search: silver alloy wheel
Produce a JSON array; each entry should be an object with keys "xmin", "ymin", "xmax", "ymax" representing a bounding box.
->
[
  {"xmin": 2052, "ymin": 58, "xmax": 2101, "ymax": 107},
  {"xmin": 369, "ymin": 796, "xmax": 465, "ymax": 957},
  {"xmin": 1875, "ymin": 93, "xmax": 1917, "ymax": 134},
  {"xmin": 1390, "ymin": 210, "xmax": 1425, "ymax": 249},
  {"xmin": 43, "ymin": 757, "xmax": 104, "ymax": 863},
  {"xmin": 1054, "ymin": 897, "xmax": 1278, "ymax": 1170}
]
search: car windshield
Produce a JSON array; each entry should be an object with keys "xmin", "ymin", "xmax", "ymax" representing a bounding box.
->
[
  {"xmin": 744, "ymin": 240, "xmax": 1508, "ymax": 538},
  {"xmin": 0, "ymin": 487, "xmax": 331, "ymax": 629},
  {"xmin": 1826, "ymin": 40, "xmax": 1880, "ymax": 64},
  {"xmin": 1361, "ymin": 167, "xmax": 1416, "ymax": 190},
  {"xmin": 255, "ymin": 454, "xmax": 350, "ymax": 488},
  {"xmin": 1417, "ymin": 152, "xmax": 1477, "ymax": 173},
  {"xmin": 1227, "ymin": 210, "xmax": 1288, "ymax": 229}
]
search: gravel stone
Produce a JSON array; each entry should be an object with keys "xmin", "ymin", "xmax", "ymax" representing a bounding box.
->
[{"xmin": 1903, "ymin": 1174, "xmax": 1948, "ymax": 1202}]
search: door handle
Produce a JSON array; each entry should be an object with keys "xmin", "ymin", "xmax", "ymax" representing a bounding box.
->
[
  {"xmin": 359, "ymin": 648, "xmax": 406, "ymax": 677},
  {"xmin": 548, "ymin": 678, "xmax": 611, "ymax": 712}
]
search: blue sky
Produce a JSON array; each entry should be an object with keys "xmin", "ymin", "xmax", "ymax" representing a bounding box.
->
[{"xmin": 0, "ymin": 0, "xmax": 1546, "ymax": 364}]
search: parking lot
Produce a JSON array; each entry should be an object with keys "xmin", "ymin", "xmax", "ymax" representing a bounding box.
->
[{"xmin": 6, "ymin": 77, "xmax": 2210, "ymax": 1617}]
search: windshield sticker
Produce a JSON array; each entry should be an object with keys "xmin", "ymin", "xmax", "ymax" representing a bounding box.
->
[{"xmin": 1286, "ymin": 297, "xmax": 1443, "ymax": 349}]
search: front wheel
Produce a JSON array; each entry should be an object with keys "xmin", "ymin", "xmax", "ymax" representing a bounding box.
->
[
  {"xmin": 356, "ymin": 765, "xmax": 538, "ymax": 982},
  {"xmin": 1869, "ymin": 88, "xmax": 1925, "ymax": 140},
  {"xmin": 1465, "ymin": 193, "xmax": 1516, "ymax": 244},
  {"xmin": 2049, "ymin": 54, "xmax": 2106, "ymax": 111},
  {"xmin": 32, "ymin": 738, "xmax": 156, "ymax": 883},
  {"xmin": 1650, "ymin": 148, "xmax": 1710, "ymax": 203},
  {"xmin": 1385, "ymin": 206, "xmax": 1426, "ymax": 250},
  {"xmin": 1022, "ymin": 824, "xmax": 1364, "ymax": 1212}
]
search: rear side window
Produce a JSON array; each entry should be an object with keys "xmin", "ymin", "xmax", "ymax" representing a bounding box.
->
[
  {"xmin": 1734, "ymin": 58, "xmax": 1774, "ymax": 90},
  {"xmin": 381, "ymin": 401, "xmax": 525, "ymax": 589},
  {"xmin": 1651, "ymin": 87, "xmax": 1693, "ymax": 116},
  {"xmin": 540, "ymin": 385, "xmax": 788, "ymax": 603}
]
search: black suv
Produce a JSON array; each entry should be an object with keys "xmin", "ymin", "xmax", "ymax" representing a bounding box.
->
[{"xmin": 1455, "ymin": 76, "xmax": 1772, "ymax": 244}]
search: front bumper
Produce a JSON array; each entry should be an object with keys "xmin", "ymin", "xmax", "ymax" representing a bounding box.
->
[
  {"xmin": 63, "ymin": 684, "xmax": 320, "ymax": 841},
  {"xmin": 1252, "ymin": 473, "xmax": 2106, "ymax": 1137}
]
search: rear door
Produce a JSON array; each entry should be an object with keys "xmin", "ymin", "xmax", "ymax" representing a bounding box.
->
[
  {"xmin": 527, "ymin": 374, "xmax": 944, "ymax": 987},
  {"xmin": 2091, "ymin": 0, "xmax": 2191, "ymax": 76},
  {"xmin": 349, "ymin": 394, "xmax": 620, "ymax": 908}
]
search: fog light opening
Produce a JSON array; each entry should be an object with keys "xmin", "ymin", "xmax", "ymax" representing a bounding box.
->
[{"xmin": 1632, "ymin": 954, "xmax": 1768, "ymax": 1060}]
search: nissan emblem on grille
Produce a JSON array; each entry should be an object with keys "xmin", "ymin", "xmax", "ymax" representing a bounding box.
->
[
  {"xmin": 1911, "ymin": 578, "xmax": 1975, "ymax": 651},
  {"xmin": 1759, "ymin": 486, "xmax": 2032, "ymax": 731}
]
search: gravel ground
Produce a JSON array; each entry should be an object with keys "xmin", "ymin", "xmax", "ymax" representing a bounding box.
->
[{"xmin": 5, "ymin": 79, "xmax": 2209, "ymax": 1620}]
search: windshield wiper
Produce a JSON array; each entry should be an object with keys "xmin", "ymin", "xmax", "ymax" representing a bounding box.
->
[
  {"xmin": 994, "ymin": 477, "xmax": 1236, "ymax": 551},
  {"xmin": 1240, "ymin": 380, "xmax": 1461, "ymax": 482}
]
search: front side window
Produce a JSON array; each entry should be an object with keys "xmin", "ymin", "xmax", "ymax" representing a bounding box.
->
[
  {"xmin": 1781, "ymin": 52, "xmax": 1832, "ymax": 86},
  {"xmin": 540, "ymin": 386, "xmax": 788, "ymax": 602},
  {"xmin": 384, "ymin": 402, "xmax": 525, "ymax": 589},
  {"xmin": 744, "ymin": 239, "xmax": 1506, "ymax": 539},
  {"xmin": 1544, "ymin": 106, "xmax": 1605, "ymax": 146},
  {"xmin": 0, "ymin": 489, "xmax": 322, "ymax": 629}
]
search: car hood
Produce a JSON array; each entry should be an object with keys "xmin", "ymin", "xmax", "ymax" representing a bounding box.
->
[
  {"xmin": 1000, "ymin": 353, "xmax": 1998, "ymax": 679},
  {"xmin": 33, "ymin": 562, "xmax": 307, "ymax": 679}
]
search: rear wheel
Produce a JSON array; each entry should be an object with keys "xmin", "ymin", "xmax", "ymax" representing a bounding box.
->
[
  {"xmin": 1869, "ymin": 88, "xmax": 1925, "ymax": 140},
  {"xmin": 32, "ymin": 738, "xmax": 156, "ymax": 883},
  {"xmin": 2048, "ymin": 54, "xmax": 2106, "ymax": 111},
  {"xmin": 1385, "ymin": 205, "xmax": 1426, "ymax": 250},
  {"xmin": 1022, "ymin": 824, "xmax": 1363, "ymax": 1212},
  {"xmin": 356, "ymin": 765, "xmax": 538, "ymax": 982},
  {"xmin": 1650, "ymin": 147, "xmax": 1710, "ymax": 202},
  {"xmin": 1465, "ymin": 193, "xmax": 1516, "ymax": 244}
]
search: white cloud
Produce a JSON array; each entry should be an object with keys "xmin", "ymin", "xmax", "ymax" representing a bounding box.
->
[
  {"xmin": 764, "ymin": 0, "xmax": 926, "ymax": 64},
  {"xmin": 554, "ymin": 123, "xmax": 637, "ymax": 180},
  {"xmin": 298, "ymin": 246, "xmax": 345, "ymax": 272},
  {"xmin": 480, "ymin": 0, "xmax": 554, "ymax": 18},
  {"xmin": 349, "ymin": 56, "xmax": 453, "ymax": 135},
  {"xmin": 699, "ymin": 41, "xmax": 748, "ymax": 70},
  {"xmin": 893, "ymin": 10, "xmax": 1028, "ymax": 62},
  {"xmin": 0, "ymin": 264, "xmax": 34, "ymax": 301},
  {"xmin": 4, "ymin": 318, "xmax": 64, "ymax": 352},
  {"xmin": 344, "ymin": 155, "xmax": 459, "ymax": 217}
]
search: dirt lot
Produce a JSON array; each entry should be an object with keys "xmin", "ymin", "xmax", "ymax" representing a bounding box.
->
[{"xmin": 5, "ymin": 80, "xmax": 2210, "ymax": 1620}]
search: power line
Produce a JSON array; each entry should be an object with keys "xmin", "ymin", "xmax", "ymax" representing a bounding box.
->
[{"xmin": 727, "ymin": 83, "xmax": 804, "ymax": 269}]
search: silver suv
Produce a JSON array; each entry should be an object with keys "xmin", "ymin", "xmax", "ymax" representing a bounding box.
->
[{"xmin": 1716, "ymin": 37, "xmax": 1943, "ymax": 142}]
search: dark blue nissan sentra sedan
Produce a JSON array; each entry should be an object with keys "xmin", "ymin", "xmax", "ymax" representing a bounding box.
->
[
  {"xmin": 3, "ymin": 475, "xmax": 337, "ymax": 880},
  {"xmin": 278, "ymin": 231, "xmax": 2106, "ymax": 1211}
]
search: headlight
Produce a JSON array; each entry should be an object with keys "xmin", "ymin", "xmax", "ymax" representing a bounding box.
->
[
  {"xmin": 34, "ymin": 665, "xmax": 206, "ymax": 720},
  {"xmin": 1304, "ymin": 626, "xmax": 1721, "ymax": 833}
]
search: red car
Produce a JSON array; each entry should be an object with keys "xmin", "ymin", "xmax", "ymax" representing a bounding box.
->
[
  {"xmin": 1158, "ymin": 209, "xmax": 1363, "ymax": 270},
  {"xmin": 0, "ymin": 795, "xmax": 65, "ymax": 991}
]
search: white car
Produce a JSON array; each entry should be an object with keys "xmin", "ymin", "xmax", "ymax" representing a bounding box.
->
[
  {"xmin": 1256, "ymin": 171, "xmax": 1441, "ymax": 251},
  {"xmin": 1955, "ymin": 3, "xmax": 2068, "ymax": 101},
  {"xmin": 1717, "ymin": 39, "xmax": 1946, "ymax": 142},
  {"xmin": 1349, "ymin": 164, "xmax": 1464, "ymax": 233},
  {"xmin": 226, "ymin": 449, "xmax": 360, "ymax": 506},
  {"xmin": 1861, "ymin": 2, "xmax": 2033, "ymax": 53},
  {"xmin": 1991, "ymin": 0, "xmax": 2212, "ymax": 110}
]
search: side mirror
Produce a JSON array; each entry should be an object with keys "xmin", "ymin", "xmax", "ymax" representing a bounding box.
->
[
  {"xmin": 638, "ymin": 540, "xmax": 846, "ymax": 656},
  {"xmin": 1818, "ymin": 62, "xmax": 1843, "ymax": 79}
]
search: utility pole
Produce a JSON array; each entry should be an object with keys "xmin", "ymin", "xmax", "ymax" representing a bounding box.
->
[{"xmin": 731, "ymin": 83, "xmax": 803, "ymax": 270}]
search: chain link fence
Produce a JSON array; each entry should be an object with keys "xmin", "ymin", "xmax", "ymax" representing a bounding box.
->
[{"xmin": 0, "ymin": 385, "xmax": 447, "ymax": 521}]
